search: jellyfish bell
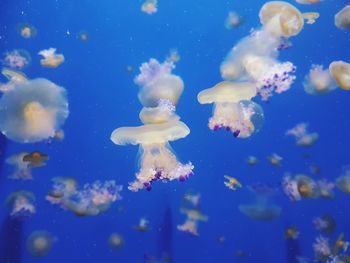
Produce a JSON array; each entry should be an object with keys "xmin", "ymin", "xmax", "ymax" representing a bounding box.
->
[
  {"xmin": 313, "ymin": 214, "xmax": 336, "ymax": 234},
  {"xmin": 329, "ymin": 61, "xmax": 350, "ymax": 90},
  {"xmin": 302, "ymin": 12, "xmax": 320, "ymax": 25},
  {"xmin": 139, "ymin": 99, "xmax": 179, "ymax": 124},
  {"xmin": 38, "ymin": 48, "xmax": 65, "ymax": 68},
  {"xmin": 23, "ymin": 151, "xmax": 49, "ymax": 167},
  {"xmin": 295, "ymin": 175, "xmax": 319, "ymax": 198},
  {"xmin": 17, "ymin": 23, "xmax": 37, "ymax": 38},
  {"xmin": 336, "ymin": 174, "xmax": 350, "ymax": 194},
  {"xmin": 108, "ymin": 233, "xmax": 124, "ymax": 249},
  {"xmin": 26, "ymin": 231, "xmax": 54, "ymax": 257},
  {"xmin": 303, "ymin": 65, "xmax": 337, "ymax": 95},
  {"xmin": 6, "ymin": 190, "xmax": 36, "ymax": 218},
  {"xmin": 259, "ymin": 1, "xmax": 304, "ymax": 37},
  {"xmin": 335, "ymin": 6, "xmax": 350, "ymax": 30},
  {"xmin": 0, "ymin": 78, "xmax": 69, "ymax": 143}
]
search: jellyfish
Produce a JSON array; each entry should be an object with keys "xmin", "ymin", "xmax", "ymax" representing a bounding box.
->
[
  {"xmin": 329, "ymin": 61, "xmax": 350, "ymax": 90},
  {"xmin": 165, "ymin": 49, "xmax": 180, "ymax": 64},
  {"xmin": 46, "ymin": 177, "xmax": 78, "ymax": 205},
  {"xmin": 177, "ymin": 207, "xmax": 208, "ymax": 236},
  {"xmin": 23, "ymin": 151, "xmax": 49, "ymax": 167},
  {"xmin": 38, "ymin": 48, "xmax": 65, "ymax": 68},
  {"xmin": 134, "ymin": 217, "xmax": 150, "ymax": 232},
  {"xmin": 267, "ymin": 153, "xmax": 283, "ymax": 166},
  {"xmin": 296, "ymin": 0, "xmax": 320, "ymax": 4},
  {"xmin": 134, "ymin": 58, "xmax": 184, "ymax": 107},
  {"xmin": 317, "ymin": 180, "xmax": 335, "ymax": 199},
  {"xmin": 6, "ymin": 152, "xmax": 32, "ymax": 180},
  {"xmin": 17, "ymin": 23, "xmax": 37, "ymax": 38},
  {"xmin": 224, "ymin": 175, "xmax": 242, "ymax": 190},
  {"xmin": 177, "ymin": 219, "xmax": 200, "ymax": 236},
  {"xmin": 77, "ymin": 31, "xmax": 89, "ymax": 41},
  {"xmin": 111, "ymin": 119, "xmax": 193, "ymax": 191},
  {"xmin": 0, "ymin": 68, "xmax": 27, "ymax": 93},
  {"xmin": 225, "ymin": 11, "xmax": 242, "ymax": 29},
  {"xmin": 282, "ymin": 175, "xmax": 302, "ymax": 201},
  {"xmin": 335, "ymin": 234, "xmax": 350, "ymax": 254},
  {"xmin": 26, "ymin": 231, "xmax": 54, "ymax": 257},
  {"xmin": 2, "ymin": 49, "xmax": 31, "ymax": 70},
  {"xmin": 313, "ymin": 215, "xmax": 336, "ymax": 234},
  {"xmin": 286, "ymin": 123, "xmax": 319, "ymax": 146},
  {"xmin": 302, "ymin": 12, "xmax": 320, "ymax": 24},
  {"xmin": 141, "ymin": 0, "xmax": 157, "ymax": 15},
  {"xmin": 295, "ymin": 175, "xmax": 319, "ymax": 199},
  {"xmin": 183, "ymin": 191, "xmax": 201, "ymax": 207},
  {"xmin": 0, "ymin": 78, "xmax": 69, "ymax": 143},
  {"xmin": 246, "ymin": 155, "xmax": 258, "ymax": 165},
  {"xmin": 335, "ymin": 6, "xmax": 350, "ymax": 30},
  {"xmin": 239, "ymin": 202, "xmax": 281, "ymax": 220},
  {"xmin": 108, "ymin": 233, "xmax": 124, "ymax": 249},
  {"xmin": 285, "ymin": 226, "xmax": 299, "ymax": 240},
  {"xmin": 6, "ymin": 191, "xmax": 36, "ymax": 218},
  {"xmin": 303, "ymin": 65, "xmax": 337, "ymax": 95},
  {"xmin": 313, "ymin": 236, "xmax": 331, "ymax": 261},
  {"xmin": 197, "ymin": 81, "xmax": 264, "ymax": 137}
]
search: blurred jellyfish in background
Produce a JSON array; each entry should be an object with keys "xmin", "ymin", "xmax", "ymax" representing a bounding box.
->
[
  {"xmin": 17, "ymin": 23, "xmax": 37, "ymax": 38},
  {"xmin": 224, "ymin": 175, "xmax": 242, "ymax": 190},
  {"xmin": 225, "ymin": 11, "xmax": 242, "ymax": 29},
  {"xmin": 317, "ymin": 180, "xmax": 335, "ymax": 199},
  {"xmin": 285, "ymin": 226, "xmax": 300, "ymax": 240},
  {"xmin": 6, "ymin": 190, "xmax": 36, "ymax": 218},
  {"xmin": 302, "ymin": 12, "xmax": 320, "ymax": 24},
  {"xmin": 2, "ymin": 49, "xmax": 31, "ymax": 70},
  {"xmin": 108, "ymin": 233, "xmax": 124, "ymax": 249},
  {"xmin": 141, "ymin": 0, "xmax": 158, "ymax": 15},
  {"xmin": 26, "ymin": 231, "xmax": 55, "ymax": 257},
  {"xmin": 296, "ymin": 0, "xmax": 320, "ymax": 4},
  {"xmin": 329, "ymin": 61, "xmax": 350, "ymax": 90},
  {"xmin": 46, "ymin": 178, "xmax": 122, "ymax": 216},
  {"xmin": 6, "ymin": 152, "xmax": 32, "ymax": 180},
  {"xmin": 335, "ymin": 166, "xmax": 350, "ymax": 194},
  {"xmin": 77, "ymin": 30, "xmax": 89, "ymax": 41},
  {"xmin": 313, "ymin": 214, "xmax": 336, "ymax": 234},
  {"xmin": 0, "ymin": 78, "xmax": 69, "ymax": 143},
  {"xmin": 246, "ymin": 155, "xmax": 258, "ymax": 165},
  {"xmin": 183, "ymin": 191, "xmax": 201, "ymax": 207},
  {"xmin": 197, "ymin": 81, "xmax": 264, "ymax": 137},
  {"xmin": 134, "ymin": 217, "xmax": 150, "ymax": 232},
  {"xmin": 165, "ymin": 49, "xmax": 180, "ymax": 64},
  {"xmin": 0, "ymin": 68, "xmax": 28, "ymax": 93},
  {"xmin": 23, "ymin": 151, "xmax": 49, "ymax": 168},
  {"xmin": 313, "ymin": 236, "xmax": 332, "ymax": 262},
  {"xmin": 267, "ymin": 153, "xmax": 283, "ymax": 166},
  {"xmin": 303, "ymin": 65, "xmax": 337, "ymax": 95},
  {"xmin": 335, "ymin": 6, "xmax": 350, "ymax": 30},
  {"xmin": 177, "ymin": 207, "xmax": 208, "ymax": 236},
  {"xmin": 38, "ymin": 48, "xmax": 65, "ymax": 68},
  {"xmin": 286, "ymin": 123, "xmax": 319, "ymax": 146}
]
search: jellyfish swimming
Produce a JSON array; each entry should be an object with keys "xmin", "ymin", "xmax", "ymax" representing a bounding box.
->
[
  {"xmin": 225, "ymin": 11, "xmax": 242, "ymax": 29},
  {"xmin": 17, "ymin": 23, "xmax": 37, "ymax": 38},
  {"xmin": 313, "ymin": 214, "xmax": 336, "ymax": 234},
  {"xmin": 23, "ymin": 151, "xmax": 49, "ymax": 167},
  {"xmin": 313, "ymin": 236, "xmax": 331, "ymax": 261},
  {"xmin": 282, "ymin": 174, "xmax": 320, "ymax": 201},
  {"xmin": 286, "ymin": 123, "xmax": 319, "ymax": 146},
  {"xmin": 6, "ymin": 190, "xmax": 36, "ymax": 218},
  {"xmin": 335, "ymin": 167, "xmax": 350, "ymax": 194},
  {"xmin": 108, "ymin": 233, "xmax": 124, "ymax": 249},
  {"xmin": 317, "ymin": 180, "xmax": 335, "ymax": 199},
  {"xmin": 0, "ymin": 68, "xmax": 28, "ymax": 93},
  {"xmin": 285, "ymin": 226, "xmax": 299, "ymax": 240},
  {"xmin": 224, "ymin": 175, "xmax": 242, "ymax": 190},
  {"xmin": 302, "ymin": 12, "xmax": 320, "ymax": 25},
  {"xmin": 177, "ymin": 207, "xmax": 208, "ymax": 236},
  {"xmin": 141, "ymin": 0, "xmax": 157, "ymax": 15},
  {"xmin": 246, "ymin": 156, "xmax": 258, "ymax": 165},
  {"xmin": 6, "ymin": 152, "xmax": 32, "ymax": 180},
  {"xmin": 2, "ymin": 49, "xmax": 31, "ymax": 70},
  {"xmin": 0, "ymin": 78, "xmax": 69, "ymax": 143},
  {"xmin": 183, "ymin": 191, "xmax": 201, "ymax": 207},
  {"xmin": 267, "ymin": 153, "xmax": 283, "ymax": 166},
  {"xmin": 38, "ymin": 48, "xmax": 65, "ymax": 68},
  {"xmin": 77, "ymin": 31, "xmax": 89, "ymax": 41},
  {"xmin": 134, "ymin": 217, "xmax": 150, "ymax": 232},
  {"xmin": 197, "ymin": 81, "xmax": 264, "ymax": 137},
  {"xmin": 329, "ymin": 61, "xmax": 350, "ymax": 90},
  {"xmin": 165, "ymin": 49, "xmax": 180, "ymax": 64},
  {"xmin": 335, "ymin": 6, "xmax": 350, "ymax": 30},
  {"xmin": 26, "ymin": 231, "xmax": 55, "ymax": 257},
  {"xmin": 303, "ymin": 65, "xmax": 337, "ymax": 95}
]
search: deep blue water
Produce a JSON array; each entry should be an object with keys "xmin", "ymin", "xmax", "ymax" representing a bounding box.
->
[{"xmin": 0, "ymin": 0, "xmax": 350, "ymax": 262}]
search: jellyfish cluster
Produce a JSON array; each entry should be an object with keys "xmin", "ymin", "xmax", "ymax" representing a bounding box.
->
[
  {"xmin": 46, "ymin": 177, "xmax": 122, "ymax": 216},
  {"xmin": 286, "ymin": 123, "xmax": 319, "ymax": 146},
  {"xmin": 111, "ymin": 58, "xmax": 194, "ymax": 192}
]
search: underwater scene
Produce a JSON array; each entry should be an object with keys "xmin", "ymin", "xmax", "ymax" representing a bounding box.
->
[{"xmin": 0, "ymin": 0, "xmax": 350, "ymax": 262}]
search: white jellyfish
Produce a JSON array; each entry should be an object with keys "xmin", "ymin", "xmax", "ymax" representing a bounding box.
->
[
  {"xmin": 335, "ymin": 6, "xmax": 350, "ymax": 30},
  {"xmin": 197, "ymin": 81, "xmax": 264, "ymax": 138},
  {"xmin": 17, "ymin": 23, "xmax": 37, "ymax": 38},
  {"xmin": 2, "ymin": 49, "xmax": 31, "ymax": 70},
  {"xmin": 177, "ymin": 207, "xmax": 208, "ymax": 236},
  {"xmin": 6, "ymin": 190, "xmax": 36, "ymax": 217},
  {"xmin": 303, "ymin": 65, "xmax": 337, "ymax": 95},
  {"xmin": 6, "ymin": 152, "xmax": 32, "ymax": 180},
  {"xmin": 329, "ymin": 61, "xmax": 350, "ymax": 90},
  {"xmin": 286, "ymin": 123, "xmax": 319, "ymax": 146},
  {"xmin": 0, "ymin": 78, "xmax": 69, "ymax": 143},
  {"xmin": 38, "ymin": 48, "xmax": 65, "ymax": 68},
  {"xmin": 141, "ymin": 0, "xmax": 158, "ymax": 15},
  {"xmin": 0, "ymin": 68, "xmax": 28, "ymax": 93}
]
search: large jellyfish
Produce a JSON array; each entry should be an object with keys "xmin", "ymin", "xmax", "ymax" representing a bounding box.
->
[
  {"xmin": 0, "ymin": 78, "xmax": 69, "ymax": 143},
  {"xmin": 197, "ymin": 81, "xmax": 264, "ymax": 137},
  {"xmin": 6, "ymin": 152, "xmax": 32, "ymax": 180},
  {"xmin": 303, "ymin": 65, "xmax": 337, "ymax": 95},
  {"xmin": 335, "ymin": 6, "xmax": 350, "ymax": 30},
  {"xmin": 6, "ymin": 190, "xmax": 36, "ymax": 218},
  {"xmin": 38, "ymin": 48, "xmax": 64, "ymax": 68},
  {"xmin": 26, "ymin": 231, "xmax": 55, "ymax": 257},
  {"xmin": 329, "ymin": 61, "xmax": 350, "ymax": 90},
  {"xmin": 286, "ymin": 123, "xmax": 319, "ymax": 146},
  {"xmin": 2, "ymin": 49, "xmax": 31, "ymax": 70},
  {"xmin": 17, "ymin": 23, "xmax": 37, "ymax": 38}
]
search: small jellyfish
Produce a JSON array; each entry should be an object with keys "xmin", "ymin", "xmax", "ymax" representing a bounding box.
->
[
  {"xmin": 225, "ymin": 11, "xmax": 242, "ymax": 29},
  {"xmin": 224, "ymin": 175, "xmax": 242, "ymax": 190},
  {"xmin": 246, "ymin": 155, "xmax": 258, "ymax": 165},
  {"xmin": 313, "ymin": 214, "xmax": 336, "ymax": 234},
  {"xmin": 165, "ymin": 49, "xmax": 180, "ymax": 64},
  {"xmin": 267, "ymin": 153, "xmax": 282, "ymax": 166},
  {"xmin": 17, "ymin": 23, "xmax": 37, "ymax": 38},
  {"xmin": 2, "ymin": 49, "xmax": 31, "ymax": 70},
  {"xmin": 239, "ymin": 202, "xmax": 281, "ymax": 221},
  {"xmin": 1, "ymin": 67, "xmax": 28, "ymax": 85},
  {"xmin": 329, "ymin": 61, "xmax": 350, "ymax": 90},
  {"xmin": 303, "ymin": 65, "xmax": 337, "ymax": 95},
  {"xmin": 77, "ymin": 31, "xmax": 89, "ymax": 41},
  {"xmin": 302, "ymin": 12, "xmax": 320, "ymax": 25},
  {"xmin": 177, "ymin": 219, "xmax": 200, "ymax": 236},
  {"xmin": 197, "ymin": 81, "xmax": 264, "ymax": 137},
  {"xmin": 26, "ymin": 231, "xmax": 54, "ymax": 257},
  {"xmin": 134, "ymin": 217, "xmax": 150, "ymax": 232},
  {"xmin": 46, "ymin": 176, "xmax": 78, "ymax": 205},
  {"xmin": 336, "ymin": 169, "xmax": 350, "ymax": 194},
  {"xmin": 6, "ymin": 152, "xmax": 32, "ymax": 180},
  {"xmin": 282, "ymin": 174, "xmax": 302, "ymax": 201},
  {"xmin": 6, "ymin": 190, "xmax": 36, "ymax": 218},
  {"xmin": 23, "ymin": 151, "xmax": 49, "ymax": 167},
  {"xmin": 38, "ymin": 48, "xmax": 65, "ymax": 68},
  {"xmin": 286, "ymin": 123, "xmax": 319, "ymax": 146},
  {"xmin": 335, "ymin": 6, "xmax": 350, "ymax": 30},
  {"xmin": 0, "ymin": 78, "xmax": 69, "ymax": 143},
  {"xmin": 313, "ymin": 236, "xmax": 331, "ymax": 261},
  {"xmin": 53, "ymin": 129, "xmax": 65, "ymax": 141},
  {"xmin": 108, "ymin": 233, "xmax": 124, "ymax": 249},
  {"xmin": 183, "ymin": 191, "xmax": 201, "ymax": 207},
  {"xmin": 285, "ymin": 226, "xmax": 299, "ymax": 240},
  {"xmin": 296, "ymin": 0, "xmax": 320, "ymax": 4},
  {"xmin": 141, "ymin": 0, "xmax": 158, "ymax": 15},
  {"xmin": 317, "ymin": 180, "xmax": 335, "ymax": 199},
  {"xmin": 111, "ymin": 120, "xmax": 193, "ymax": 192},
  {"xmin": 295, "ymin": 175, "xmax": 319, "ymax": 199},
  {"xmin": 126, "ymin": 65, "xmax": 134, "ymax": 72},
  {"xmin": 335, "ymin": 233, "xmax": 350, "ymax": 254},
  {"xmin": 177, "ymin": 207, "xmax": 208, "ymax": 236}
]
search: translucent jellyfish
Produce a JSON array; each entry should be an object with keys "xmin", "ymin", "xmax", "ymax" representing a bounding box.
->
[
  {"xmin": 313, "ymin": 214, "xmax": 336, "ymax": 234},
  {"xmin": 295, "ymin": 175, "xmax": 319, "ymax": 199},
  {"xmin": 296, "ymin": 0, "xmax": 320, "ymax": 4},
  {"xmin": 225, "ymin": 11, "xmax": 242, "ymax": 29},
  {"xmin": 224, "ymin": 175, "xmax": 242, "ymax": 190},
  {"xmin": 335, "ymin": 168, "xmax": 350, "ymax": 194},
  {"xmin": 139, "ymin": 99, "xmax": 179, "ymax": 124},
  {"xmin": 313, "ymin": 236, "xmax": 331, "ymax": 261},
  {"xmin": 17, "ymin": 23, "xmax": 37, "ymax": 38},
  {"xmin": 165, "ymin": 49, "xmax": 180, "ymax": 64},
  {"xmin": 302, "ymin": 12, "xmax": 320, "ymax": 25},
  {"xmin": 0, "ymin": 78, "xmax": 69, "ymax": 143},
  {"xmin": 197, "ymin": 81, "xmax": 264, "ymax": 137},
  {"xmin": 183, "ymin": 191, "xmax": 201, "ymax": 207},
  {"xmin": 0, "ymin": 68, "xmax": 27, "ymax": 93},
  {"xmin": 46, "ymin": 177, "xmax": 78, "ymax": 205},
  {"xmin": 335, "ymin": 233, "xmax": 350, "ymax": 254},
  {"xmin": 335, "ymin": 6, "xmax": 350, "ymax": 30},
  {"xmin": 303, "ymin": 65, "xmax": 337, "ymax": 95},
  {"xmin": 2, "ymin": 49, "xmax": 31, "ymax": 70},
  {"xmin": 282, "ymin": 175, "xmax": 302, "ymax": 201},
  {"xmin": 329, "ymin": 61, "xmax": 350, "ymax": 90},
  {"xmin": 26, "ymin": 231, "xmax": 55, "ymax": 257},
  {"xmin": 23, "ymin": 151, "xmax": 49, "ymax": 167},
  {"xmin": 134, "ymin": 217, "xmax": 150, "ymax": 232},
  {"xmin": 141, "ymin": 0, "xmax": 158, "ymax": 15},
  {"xmin": 239, "ymin": 202, "xmax": 281, "ymax": 220},
  {"xmin": 6, "ymin": 152, "xmax": 32, "ymax": 180},
  {"xmin": 177, "ymin": 208, "xmax": 208, "ymax": 236},
  {"xmin": 6, "ymin": 190, "xmax": 36, "ymax": 218},
  {"xmin": 77, "ymin": 31, "xmax": 89, "ymax": 41},
  {"xmin": 111, "ymin": 120, "xmax": 193, "ymax": 191},
  {"xmin": 135, "ymin": 58, "xmax": 184, "ymax": 107},
  {"xmin": 317, "ymin": 180, "xmax": 335, "ymax": 199},
  {"xmin": 246, "ymin": 155, "xmax": 258, "ymax": 165},
  {"xmin": 286, "ymin": 123, "xmax": 319, "ymax": 146},
  {"xmin": 38, "ymin": 48, "xmax": 65, "ymax": 68},
  {"xmin": 108, "ymin": 233, "xmax": 124, "ymax": 249},
  {"xmin": 285, "ymin": 226, "xmax": 299, "ymax": 240},
  {"xmin": 267, "ymin": 153, "xmax": 282, "ymax": 166}
]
